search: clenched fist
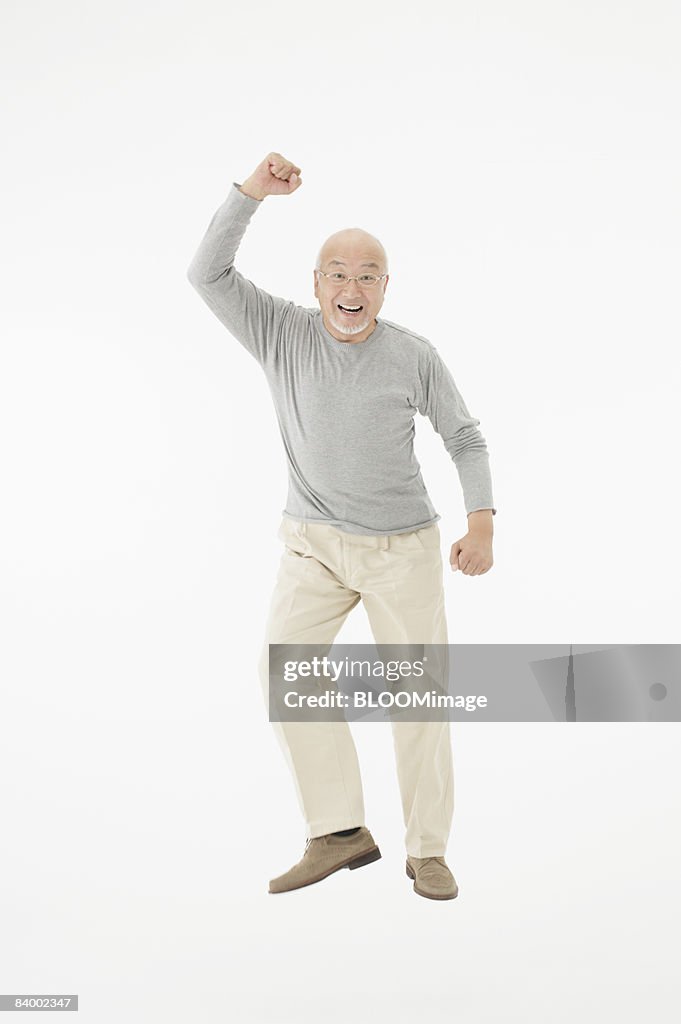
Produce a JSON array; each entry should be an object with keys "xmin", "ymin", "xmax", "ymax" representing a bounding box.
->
[
  {"xmin": 239, "ymin": 152, "xmax": 303, "ymax": 200},
  {"xmin": 449, "ymin": 531, "xmax": 494, "ymax": 576}
]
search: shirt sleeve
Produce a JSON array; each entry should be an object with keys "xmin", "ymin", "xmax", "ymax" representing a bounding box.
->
[
  {"xmin": 186, "ymin": 182, "xmax": 295, "ymax": 366},
  {"xmin": 416, "ymin": 345, "xmax": 497, "ymax": 517}
]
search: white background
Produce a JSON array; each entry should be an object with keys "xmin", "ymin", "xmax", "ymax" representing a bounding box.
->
[{"xmin": 1, "ymin": 0, "xmax": 680, "ymax": 1021}]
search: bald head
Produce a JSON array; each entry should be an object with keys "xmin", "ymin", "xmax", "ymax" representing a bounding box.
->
[{"xmin": 315, "ymin": 228, "xmax": 389, "ymax": 276}]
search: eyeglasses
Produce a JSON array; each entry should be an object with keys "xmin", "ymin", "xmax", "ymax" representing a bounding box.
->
[{"xmin": 316, "ymin": 270, "xmax": 387, "ymax": 287}]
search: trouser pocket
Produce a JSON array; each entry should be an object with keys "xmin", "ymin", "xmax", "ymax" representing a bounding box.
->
[{"xmin": 278, "ymin": 517, "xmax": 310, "ymax": 556}]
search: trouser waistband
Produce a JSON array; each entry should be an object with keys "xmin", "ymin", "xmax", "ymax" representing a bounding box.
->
[{"xmin": 294, "ymin": 519, "xmax": 399, "ymax": 551}]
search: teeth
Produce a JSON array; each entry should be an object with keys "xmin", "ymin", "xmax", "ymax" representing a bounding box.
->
[{"xmin": 339, "ymin": 305, "xmax": 362, "ymax": 311}]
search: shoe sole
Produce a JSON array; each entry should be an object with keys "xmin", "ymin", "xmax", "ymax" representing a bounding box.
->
[
  {"xmin": 406, "ymin": 861, "xmax": 458, "ymax": 901},
  {"xmin": 269, "ymin": 846, "xmax": 382, "ymax": 893}
]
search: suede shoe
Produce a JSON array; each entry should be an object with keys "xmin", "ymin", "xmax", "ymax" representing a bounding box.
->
[
  {"xmin": 406, "ymin": 855, "xmax": 458, "ymax": 900},
  {"xmin": 269, "ymin": 828, "xmax": 381, "ymax": 893}
]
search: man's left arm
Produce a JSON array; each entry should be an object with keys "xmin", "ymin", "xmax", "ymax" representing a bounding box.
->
[{"xmin": 416, "ymin": 346, "xmax": 496, "ymax": 576}]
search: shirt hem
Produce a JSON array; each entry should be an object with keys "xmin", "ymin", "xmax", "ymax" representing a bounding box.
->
[{"xmin": 280, "ymin": 509, "xmax": 442, "ymax": 536}]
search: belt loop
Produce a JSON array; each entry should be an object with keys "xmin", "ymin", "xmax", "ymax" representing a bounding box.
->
[
  {"xmin": 300, "ymin": 521, "xmax": 308, "ymax": 537},
  {"xmin": 380, "ymin": 534, "xmax": 389, "ymax": 550}
]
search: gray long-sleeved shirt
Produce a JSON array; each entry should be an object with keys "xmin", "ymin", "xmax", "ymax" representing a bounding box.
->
[{"xmin": 186, "ymin": 182, "xmax": 496, "ymax": 536}]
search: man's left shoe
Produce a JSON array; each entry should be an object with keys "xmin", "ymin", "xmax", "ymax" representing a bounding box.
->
[{"xmin": 406, "ymin": 856, "xmax": 458, "ymax": 900}]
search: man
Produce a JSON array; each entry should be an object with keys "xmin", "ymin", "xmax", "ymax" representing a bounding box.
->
[{"xmin": 187, "ymin": 152, "xmax": 496, "ymax": 900}]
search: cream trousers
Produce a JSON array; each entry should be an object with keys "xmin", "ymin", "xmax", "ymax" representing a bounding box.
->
[{"xmin": 257, "ymin": 516, "xmax": 453, "ymax": 858}]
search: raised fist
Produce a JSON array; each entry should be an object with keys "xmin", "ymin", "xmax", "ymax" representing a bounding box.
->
[{"xmin": 240, "ymin": 153, "xmax": 303, "ymax": 200}]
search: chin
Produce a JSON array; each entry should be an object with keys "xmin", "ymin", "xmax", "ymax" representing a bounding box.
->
[{"xmin": 329, "ymin": 314, "xmax": 372, "ymax": 336}]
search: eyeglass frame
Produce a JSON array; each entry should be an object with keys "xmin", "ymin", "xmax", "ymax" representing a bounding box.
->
[{"xmin": 315, "ymin": 269, "xmax": 388, "ymax": 287}]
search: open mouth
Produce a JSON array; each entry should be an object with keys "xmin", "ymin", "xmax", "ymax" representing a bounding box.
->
[{"xmin": 338, "ymin": 304, "xmax": 363, "ymax": 316}]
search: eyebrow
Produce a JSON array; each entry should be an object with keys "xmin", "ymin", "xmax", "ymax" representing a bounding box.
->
[{"xmin": 327, "ymin": 259, "xmax": 381, "ymax": 269}]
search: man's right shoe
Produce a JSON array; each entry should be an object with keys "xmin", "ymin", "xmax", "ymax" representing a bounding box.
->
[{"xmin": 269, "ymin": 827, "xmax": 381, "ymax": 893}]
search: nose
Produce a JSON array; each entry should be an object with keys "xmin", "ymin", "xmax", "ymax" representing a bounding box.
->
[{"xmin": 340, "ymin": 280, "xmax": 363, "ymax": 297}]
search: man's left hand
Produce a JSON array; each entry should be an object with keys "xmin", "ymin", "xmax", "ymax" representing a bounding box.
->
[{"xmin": 450, "ymin": 532, "xmax": 494, "ymax": 576}]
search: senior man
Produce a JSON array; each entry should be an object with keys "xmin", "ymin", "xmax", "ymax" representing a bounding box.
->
[{"xmin": 187, "ymin": 152, "xmax": 496, "ymax": 900}]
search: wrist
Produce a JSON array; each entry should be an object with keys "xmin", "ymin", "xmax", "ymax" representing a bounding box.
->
[
  {"xmin": 238, "ymin": 179, "xmax": 266, "ymax": 202},
  {"xmin": 467, "ymin": 509, "xmax": 494, "ymax": 536}
]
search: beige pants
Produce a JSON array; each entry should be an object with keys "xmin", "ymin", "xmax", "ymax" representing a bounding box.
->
[{"xmin": 257, "ymin": 516, "xmax": 453, "ymax": 857}]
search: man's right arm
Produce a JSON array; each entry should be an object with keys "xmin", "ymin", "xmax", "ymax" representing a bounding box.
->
[{"xmin": 186, "ymin": 181, "xmax": 294, "ymax": 366}]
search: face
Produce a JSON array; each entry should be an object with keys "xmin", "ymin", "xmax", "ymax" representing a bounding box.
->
[{"xmin": 313, "ymin": 231, "xmax": 389, "ymax": 343}]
